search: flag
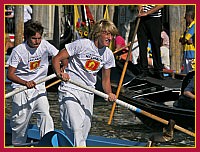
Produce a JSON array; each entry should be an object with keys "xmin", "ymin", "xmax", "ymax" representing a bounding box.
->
[
  {"xmin": 85, "ymin": 5, "xmax": 94, "ymax": 21},
  {"xmin": 74, "ymin": 5, "xmax": 81, "ymax": 39},
  {"xmin": 103, "ymin": 5, "xmax": 110, "ymax": 20},
  {"xmin": 104, "ymin": 5, "xmax": 114, "ymax": 51},
  {"xmin": 74, "ymin": 5, "xmax": 80, "ymax": 28}
]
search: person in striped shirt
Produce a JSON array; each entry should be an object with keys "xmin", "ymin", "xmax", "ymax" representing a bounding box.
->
[{"xmin": 137, "ymin": 5, "xmax": 165, "ymax": 80}]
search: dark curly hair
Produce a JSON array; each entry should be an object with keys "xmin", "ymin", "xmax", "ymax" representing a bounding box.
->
[{"xmin": 24, "ymin": 21, "xmax": 44, "ymax": 39}]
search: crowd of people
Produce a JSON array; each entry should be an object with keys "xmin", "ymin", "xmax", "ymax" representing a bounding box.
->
[{"xmin": 6, "ymin": 5, "xmax": 195, "ymax": 147}]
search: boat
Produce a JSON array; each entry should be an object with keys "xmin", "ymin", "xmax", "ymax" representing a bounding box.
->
[
  {"xmin": 117, "ymin": 77, "xmax": 195, "ymax": 130},
  {"xmin": 5, "ymin": 119, "xmax": 147, "ymax": 147},
  {"xmin": 106, "ymin": 59, "xmax": 195, "ymax": 131}
]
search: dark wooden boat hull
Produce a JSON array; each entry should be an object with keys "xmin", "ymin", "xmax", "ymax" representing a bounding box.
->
[
  {"xmin": 118, "ymin": 78, "xmax": 195, "ymax": 130},
  {"xmin": 109, "ymin": 61, "xmax": 195, "ymax": 130}
]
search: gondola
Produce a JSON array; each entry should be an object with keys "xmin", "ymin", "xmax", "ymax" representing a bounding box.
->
[
  {"xmin": 108, "ymin": 58, "xmax": 195, "ymax": 131},
  {"xmin": 5, "ymin": 119, "xmax": 147, "ymax": 147},
  {"xmin": 117, "ymin": 77, "xmax": 195, "ymax": 130}
]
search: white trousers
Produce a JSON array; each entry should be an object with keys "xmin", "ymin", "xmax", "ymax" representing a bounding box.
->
[
  {"xmin": 11, "ymin": 89, "xmax": 54, "ymax": 145},
  {"xmin": 58, "ymin": 88, "xmax": 94, "ymax": 147},
  {"xmin": 160, "ymin": 46, "xmax": 170, "ymax": 70}
]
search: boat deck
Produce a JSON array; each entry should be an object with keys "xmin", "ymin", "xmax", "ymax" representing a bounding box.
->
[{"xmin": 145, "ymin": 76, "xmax": 182, "ymax": 90}]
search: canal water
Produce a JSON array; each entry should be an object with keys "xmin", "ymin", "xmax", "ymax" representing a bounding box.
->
[{"xmin": 5, "ymin": 84, "xmax": 195, "ymax": 147}]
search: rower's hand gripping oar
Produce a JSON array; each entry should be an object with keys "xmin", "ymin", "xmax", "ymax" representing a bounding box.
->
[
  {"xmin": 5, "ymin": 74, "xmax": 57, "ymax": 98},
  {"xmin": 67, "ymin": 78, "xmax": 195, "ymax": 137},
  {"xmin": 108, "ymin": 17, "xmax": 141, "ymax": 125}
]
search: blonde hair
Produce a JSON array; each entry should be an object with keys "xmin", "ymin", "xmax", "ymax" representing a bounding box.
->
[{"xmin": 88, "ymin": 19, "xmax": 118, "ymax": 40}]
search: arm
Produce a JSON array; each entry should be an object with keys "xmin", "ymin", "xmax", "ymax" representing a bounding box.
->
[
  {"xmin": 183, "ymin": 77, "xmax": 195, "ymax": 100},
  {"xmin": 137, "ymin": 5, "xmax": 143, "ymax": 14},
  {"xmin": 61, "ymin": 58, "xmax": 68, "ymax": 72},
  {"xmin": 52, "ymin": 48, "xmax": 70, "ymax": 81},
  {"xmin": 183, "ymin": 91, "xmax": 195, "ymax": 100},
  {"xmin": 179, "ymin": 36, "xmax": 186, "ymax": 45},
  {"xmin": 7, "ymin": 66, "xmax": 36, "ymax": 88},
  {"xmin": 101, "ymin": 68, "xmax": 116, "ymax": 102}
]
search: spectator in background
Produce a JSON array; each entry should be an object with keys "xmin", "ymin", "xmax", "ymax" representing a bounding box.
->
[
  {"xmin": 24, "ymin": 5, "xmax": 32, "ymax": 25},
  {"xmin": 114, "ymin": 33, "xmax": 141, "ymax": 76},
  {"xmin": 161, "ymin": 24, "xmax": 169, "ymax": 49},
  {"xmin": 160, "ymin": 45, "xmax": 170, "ymax": 70},
  {"xmin": 5, "ymin": 33, "xmax": 14, "ymax": 55},
  {"xmin": 114, "ymin": 32, "xmax": 132, "ymax": 62},
  {"xmin": 174, "ymin": 62, "xmax": 195, "ymax": 110},
  {"xmin": 184, "ymin": 76, "xmax": 195, "ymax": 100},
  {"xmin": 137, "ymin": 5, "xmax": 164, "ymax": 80},
  {"xmin": 179, "ymin": 10, "xmax": 195, "ymax": 74},
  {"xmin": 160, "ymin": 25, "xmax": 170, "ymax": 70},
  {"xmin": 177, "ymin": 76, "xmax": 195, "ymax": 110},
  {"xmin": 131, "ymin": 34, "xmax": 140, "ymax": 65},
  {"xmin": 5, "ymin": 5, "xmax": 15, "ymax": 33},
  {"xmin": 147, "ymin": 33, "xmax": 170, "ymax": 71}
]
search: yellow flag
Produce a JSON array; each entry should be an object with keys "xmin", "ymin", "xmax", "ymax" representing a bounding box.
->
[
  {"xmin": 104, "ymin": 5, "xmax": 114, "ymax": 51},
  {"xmin": 103, "ymin": 5, "xmax": 110, "ymax": 20},
  {"xmin": 74, "ymin": 5, "xmax": 80, "ymax": 29}
]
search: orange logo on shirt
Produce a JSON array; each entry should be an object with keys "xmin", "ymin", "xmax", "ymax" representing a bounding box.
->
[
  {"xmin": 30, "ymin": 60, "xmax": 41, "ymax": 70},
  {"xmin": 85, "ymin": 59, "xmax": 100, "ymax": 71}
]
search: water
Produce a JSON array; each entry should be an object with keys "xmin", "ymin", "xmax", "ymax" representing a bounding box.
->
[{"xmin": 5, "ymin": 84, "xmax": 195, "ymax": 147}]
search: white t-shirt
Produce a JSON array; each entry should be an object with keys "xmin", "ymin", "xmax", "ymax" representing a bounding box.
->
[
  {"xmin": 7, "ymin": 39, "xmax": 59, "ymax": 89},
  {"xmin": 59, "ymin": 38, "xmax": 115, "ymax": 92}
]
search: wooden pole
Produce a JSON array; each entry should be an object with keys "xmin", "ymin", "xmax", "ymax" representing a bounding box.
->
[
  {"xmin": 14, "ymin": 5, "xmax": 24, "ymax": 46},
  {"xmin": 113, "ymin": 41, "xmax": 137, "ymax": 54},
  {"xmin": 169, "ymin": 6, "xmax": 186, "ymax": 73},
  {"xmin": 108, "ymin": 17, "xmax": 141, "ymax": 125},
  {"xmin": 45, "ymin": 79, "xmax": 61, "ymax": 89},
  {"xmin": 53, "ymin": 5, "xmax": 60, "ymax": 49}
]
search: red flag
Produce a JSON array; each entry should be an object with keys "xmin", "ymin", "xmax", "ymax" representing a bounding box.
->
[{"xmin": 85, "ymin": 5, "xmax": 94, "ymax": 22}]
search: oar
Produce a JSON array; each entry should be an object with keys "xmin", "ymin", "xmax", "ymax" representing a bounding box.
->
[
  {"xmin": 113, "ymin": 42, "xmax": 131, "ymax": 54},
  {"xmin": 45, "ymin": 79, "xmax": 61, "ymax": 89},
  {"xmin": 108, "ymin": 17, "xmax": 141, "ymax": 125},
  {"xmin": 113, "ymin": 40, "xmax": 138, "ymax": 55},
  {"xmin": 5, "ymin": 74, "xmax": 57, "ymax": 98},
  {"xmin": 67, "ymin": 78, "xmax": 195, "ymax": 137}
]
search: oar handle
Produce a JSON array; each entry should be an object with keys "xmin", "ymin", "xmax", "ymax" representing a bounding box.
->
[
  {"xmin": 69, "ymin": 79, "xmax": 139, "ymax": 112},
  {"xmin": 108, "ymin": 17, "xmax": 141, "ymax": 125},
  {"xmin": 45, "ymin": 79, "xmax": 61, "ymax": 89},
  {"xmin": 5, "ymin": 74, "xmax": 57, "ymax": 98},
  {"xmin": 68, "ymin": 78, "xmax": 195, "ymax": 137},
  {"xmin": 113, "ymin": 42, "xmax": 131, "ymax": 54}
]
